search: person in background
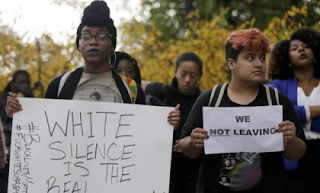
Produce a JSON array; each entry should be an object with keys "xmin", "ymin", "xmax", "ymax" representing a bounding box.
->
[
  {"xmin": 0, "ymin": 70, "xmax": 34, "ymax": 192},
  {"xmin": 111, "ymin": 51, "xmax": 141, "ymax": 85},
  {"xmin": 180, "ymin": 29, "xmax": 306, "ymax": 193},
  {"xmin": 145, "ymin": 52, "xmax": 203, "ymax": 193},
  {"xmin": 269, "ymin": 28, "xmax": 320, "ymax": 193}
]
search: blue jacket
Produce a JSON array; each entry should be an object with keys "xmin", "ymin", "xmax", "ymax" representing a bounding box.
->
[
  {"xmin": 270, "ymin": 77, "xmax": 320, "ymax": 171},
  {"xmin": 270, "ymin": 77, "xmax": 320, "ymax": 132}
]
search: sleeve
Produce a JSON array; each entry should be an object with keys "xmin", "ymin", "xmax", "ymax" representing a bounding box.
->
[
  {"xmin": 45, "ymin": 76, "xmax": 61, "ymax": 99},
  {"xmin": 269, "ymin": 79, "xmax": 285, "ymax": 94},
  {"xmin": 270, "ymin": 79, "xmax": 307, "ymax": 124},
  {"xmin": 181, "ymin": 90, "xmax": 212, "ymax": 138},
  {"xmin": 135, "ymin": 84, "xmax": 146, "ymax": 105},
  {"xmin": 294, "ymin": 106, "xmax": 307, "ymax": 124},
  {"xmin": 280, "ymin": 93, "xmax": 305, "ymax": 141},
  {"xmin": 145, "ymin": 82, "xmax": 165, "ymax": 98},
  {"xmin": 311, "ymin": 117, "xmax": 320, "ymax": 132}
]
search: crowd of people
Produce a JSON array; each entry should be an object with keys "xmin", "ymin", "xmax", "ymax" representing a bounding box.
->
[{"xmin": 0, "ymin": 1, "xmax": 319, "ymax": 193}]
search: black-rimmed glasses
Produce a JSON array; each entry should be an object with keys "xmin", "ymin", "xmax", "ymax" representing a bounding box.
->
[{"xmin": 79, "ymin": 33, "xmax": 112, "ymax": 42}]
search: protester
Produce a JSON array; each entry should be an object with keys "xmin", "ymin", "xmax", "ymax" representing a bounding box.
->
[
  {"xmin": 145, "ymin": 52, "xmax": 202, "ymax": 193},
  {"xmin": 1, "ymin": 70, "xmax": 32, "ymax": 100},
  {"xmin": 5, "ymin": 0, "xmax": 179, "ymax": 138},
  {"xmin": 180, "ymin": 29, "xmax": 306, "ymax": 193},
  {"xmin": 111, "ymin": 51, "xmax": 141, "ymax": 85},
  {"xmin": 269, "ymin": 28, "xmax": 320, "ymax": 192},
  {"xmin": 0, "ymin": 70, "xmax": 34, "ymax": 192}
]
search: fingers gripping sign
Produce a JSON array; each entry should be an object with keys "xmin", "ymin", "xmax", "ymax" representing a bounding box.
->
[
  {"xmin": 277, "ymin": 121, "xmax": 297, "ymax": 143},
  {"xmin": 168, "ymin": 104, "xmax": 180, "ymax": 130},
  {"xmin": 6, "ymin": 92, "xmax": 23, "ymax": 118},
  {"xmin": 191, "ymin": 128, "xmax": 208, "ymax": 149}
]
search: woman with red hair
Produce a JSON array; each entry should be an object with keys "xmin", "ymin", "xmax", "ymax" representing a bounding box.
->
[{"xmin": 180, "ymin": 29, "xmax": 306, "ymax": 193}]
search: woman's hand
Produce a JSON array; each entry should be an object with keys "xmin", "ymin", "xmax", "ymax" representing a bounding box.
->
[
  {"xmin": 168, "ymin": 104, "xmax": 180, "ymax": 130},
  {"xmin": 5, "ymin": 92, "xmax": 22, "ymax": 118}
]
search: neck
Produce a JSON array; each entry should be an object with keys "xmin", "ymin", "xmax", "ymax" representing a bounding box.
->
[
  {"xmin": 293, "ymin": 66, "xmax": 315, "ymax": 84},
  {"xmin": 228, "ymin": 79, "xmax": 260, "ymax": 105},
  {"xmin": 83, "ymin": 61, "xmax": 111, "ymax": 74}
]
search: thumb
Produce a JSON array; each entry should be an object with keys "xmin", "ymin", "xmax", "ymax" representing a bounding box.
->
[{"xmin": 175, "ymin": 104, "xmax": 180, "ymax": 110}]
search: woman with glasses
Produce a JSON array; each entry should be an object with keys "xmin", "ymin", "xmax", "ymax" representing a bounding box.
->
[
  {"xmin": 6, "ymin": 1, "xmax": 144, "ymax": 105},
  {"xmin": 6, "ymin": 1, "xmax": 179, "ymax": 128}
]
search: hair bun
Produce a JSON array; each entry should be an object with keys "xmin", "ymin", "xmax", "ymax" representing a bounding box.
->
[{"xmin": 82, "ymin": 1, "xmax": 110, "ymax": 26}]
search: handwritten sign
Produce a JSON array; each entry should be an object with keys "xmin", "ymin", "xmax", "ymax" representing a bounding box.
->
[
  {"xmin": 8, "ymin": 98, "xmax": 173, "ymax": 193},
  {"xmin": 203, "ymin": 106, "xmax": 283, "ymax": 154}
]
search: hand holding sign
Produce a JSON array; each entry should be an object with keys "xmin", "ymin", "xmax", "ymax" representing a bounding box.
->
[
  {"xmin": 167, "ymin": 104, "xmax": 180, "ymax": 130},
  {"xmin": 5, "ymin": 92, "xmax": 22, "ymax": 118},
  {"xmin": 277, "ymin": 120, "xmax": 297, "ymax": 143},
  {"xmin": 191, "ymin": 128, "xmax": 208, "ymax": 149},
  {"xmin": 203, "ymin": 106, "xmax": 283, "ymax": 154}
]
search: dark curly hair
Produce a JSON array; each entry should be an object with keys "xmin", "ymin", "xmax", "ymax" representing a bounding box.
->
[
  {"xmin": 268, "ymin": 40, "xmax": 291, "ymax": 80},
  {"xmin": 269, "ymin": 28, "xmax": 320, "ymax": 80}
]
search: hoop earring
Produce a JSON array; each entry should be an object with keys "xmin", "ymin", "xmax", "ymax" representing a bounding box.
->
[{"xmin": 110, "ymin": 51, "xmax": 116, "ymax": 68}]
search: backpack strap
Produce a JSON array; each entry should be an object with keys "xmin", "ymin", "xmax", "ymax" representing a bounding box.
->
[
  {"xmin": 264, "ymin": 84, "xmax": 272, "ymax": 106},
  {"xmin": 208, "ymin": 83, "xmax": 228, "ymax": 107},
  {"xmin": 58, "ymin": 70, "xmax": 74, "ymax": 98},
  {"xmin": 208, "ymin": 85, "xmax": 219, "ymax": 106},
  {"xmin": 274, "ymin": 87, "xmax": 280, "ymax": 105},
  {"xmin": 120, "ymin": 74, "xmax": 137, "ymax": 104},
  {"xmin": 216, "ymin": 83, "xmax": 227, "ymax": 107},
  {"xmin": 263, "ymin": 84, "xmax": 280, "ymax": 106}
]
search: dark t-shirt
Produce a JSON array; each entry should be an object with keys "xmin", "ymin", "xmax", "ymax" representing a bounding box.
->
[
  {"xmin": 181, "ymin": 84, "xmax": 305, "ymax": 193},
  {"xmin": 182, "ymin": 84, "xmax": 304, "ymax": 138}
]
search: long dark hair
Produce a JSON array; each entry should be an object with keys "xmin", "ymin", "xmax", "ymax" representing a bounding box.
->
[{"xmin": 268, "ymin": 40, "xmax": 291, "ymax": 80}]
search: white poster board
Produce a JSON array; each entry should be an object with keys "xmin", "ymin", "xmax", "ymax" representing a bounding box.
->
[
  {"xmin": 203, "ymin": 106, "xmax": 283, "ymax": 154},
  {"xmin": 8, "ymin": 98, "xmax": 173, "ymax": 193}
]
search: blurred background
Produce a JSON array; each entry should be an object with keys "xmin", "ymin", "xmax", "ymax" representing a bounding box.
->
[{"xmin": 0, "ymin": 0, "xmax": 319, "ymax": 97}]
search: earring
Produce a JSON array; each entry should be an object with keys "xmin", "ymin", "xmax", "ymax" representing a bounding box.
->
[
  {"xmin": 314, "ymin": 59, "xmax": 317, "ymax": 63},
  {"xmin": 288, "ymin": 63, "xmax": 292, "ymax": 68},
  {"xmin": 110, "ymin": 51, "xmax": 116, "ymax": 68}
]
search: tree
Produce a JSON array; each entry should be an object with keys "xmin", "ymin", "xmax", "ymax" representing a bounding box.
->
[
  {"xmin": 0, "ymin": 25, "xmax": 82, "ymax": 97},
  {"xmin": 119, "ymin": 5, "xmax": 320, "ymax": 90},
  {"xmin": 139, "ymin": 0, "xmax": 320, "ymax": 40}
]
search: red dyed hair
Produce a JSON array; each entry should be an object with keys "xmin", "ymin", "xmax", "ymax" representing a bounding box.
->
[{"xmin": 227, "ymin": 28, "xmax": 272, "ymax": 53}]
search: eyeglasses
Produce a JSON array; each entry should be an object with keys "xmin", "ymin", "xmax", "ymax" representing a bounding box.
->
[{"xmin": 79, "ymin": 33, "xmax": 112, "ymax": 42}]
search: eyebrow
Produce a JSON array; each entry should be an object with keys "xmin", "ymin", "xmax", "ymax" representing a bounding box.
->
[
  {"xmin": 245, "ymin": 53, "xmax": 256, "ymax": 57},
  {"xmin": 244, "ymin": 53, "xmax": 266, "ymax": 57}
]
